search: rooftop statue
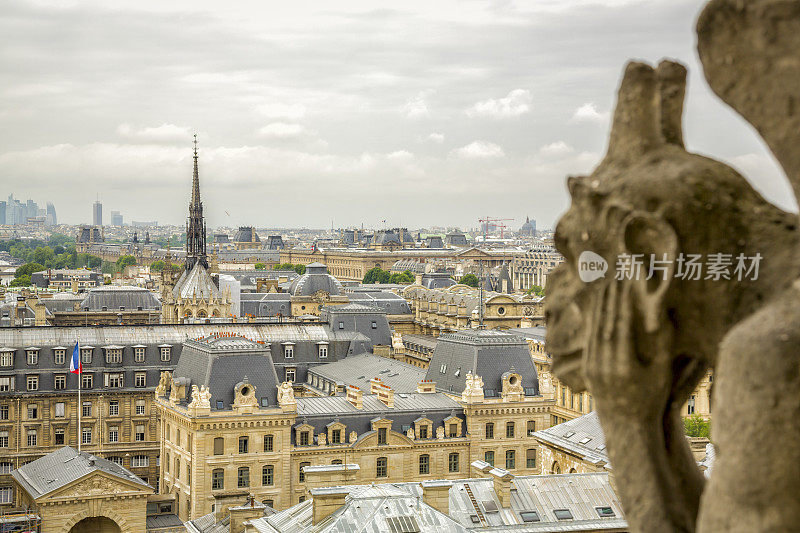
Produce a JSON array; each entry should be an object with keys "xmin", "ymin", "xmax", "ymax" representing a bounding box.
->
[{"xmin": 546, "ymin": 1, "xmax": 800, "ymax": 531}]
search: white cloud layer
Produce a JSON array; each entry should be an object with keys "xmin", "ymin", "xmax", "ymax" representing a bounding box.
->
[
  {"xmin": 466, "ymin": 89, "xmax": 532, "ymax": 119},
  {"xmin": 256, "ymin": 122, "xmax": 308, "ymax": 139},
  {"xmin": 570, "ymin": 103, "xmax": 610, "ymax": 123},
  {"xmin": 451, "ymin": 141, "xmax": 505, "ymax": 159},
  {"xmin": 116, "ymin": 123, "xmax": 192, "ymax": 143}
]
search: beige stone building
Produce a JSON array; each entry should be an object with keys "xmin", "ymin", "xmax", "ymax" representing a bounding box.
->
[
  {"xmin": 12, "ymin": 446, "xmax": 153, "ymax": 533},
  {"xmin": 402, "ymin": 284, "xmax": 544, "ymax": 335},
  {"xmin": 155, "ymin": 329, "xmax": 556, "ymax": 522}
]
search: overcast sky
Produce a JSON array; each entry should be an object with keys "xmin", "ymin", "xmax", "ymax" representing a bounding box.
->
[{"xmin": 0, "ymin": 0, "xmax": 795, "ymax": 230}]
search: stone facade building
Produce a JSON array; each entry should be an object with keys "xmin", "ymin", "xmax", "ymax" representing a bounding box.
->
[{"xmin": 155, "ymin": 329, "xmax": 555, "ymax": 522}]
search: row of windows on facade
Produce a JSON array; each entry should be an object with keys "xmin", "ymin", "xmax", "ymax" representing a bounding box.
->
[
  {"xmin": 0, "ymin": 371, "xmax": 149, "ymax": 392},
  {"xmin": 0, "ymin": 346, "xmax": 172, "ymax": 367},
  {"xmin": 0, "ymin": 420, "xmax": 149, "ymax": 449},
  {"xmin": 558, "ymin": 387, "xmax": 593, "ymax": 413},
  {"xmin": 198, "ymin": 419, "xmax": 536, "ymax": 457},
  {"xmin": 0, "ymin": 398, "xmax": 148, "ymax": 421},
  {"xmin": 204, "ymin": 448, "xmax": 538, "ymax": 492},
  {"xmin": 280, "ymin": 344, "xmax": 327, "ymax": 359}
]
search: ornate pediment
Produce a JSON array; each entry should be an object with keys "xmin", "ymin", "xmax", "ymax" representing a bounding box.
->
[{"xmin": 44, "ymin": 472, "xmax": 149, "ymax": 502}]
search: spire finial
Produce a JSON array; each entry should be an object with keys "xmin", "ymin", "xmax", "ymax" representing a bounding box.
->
[{"xmin": 193, "ymin": 133, "xmax": 198, "ymax": 157}]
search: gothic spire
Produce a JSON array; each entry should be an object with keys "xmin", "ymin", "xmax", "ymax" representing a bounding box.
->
[
  {"xmin": 191, "ymin": 134, "xmax": 201, "ymax": 209},
  {"xmin": 186, "ymin": 134, "xmax": 208, "ymax": 270}
]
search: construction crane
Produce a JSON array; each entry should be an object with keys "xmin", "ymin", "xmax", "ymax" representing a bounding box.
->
[{"xmin": 478, "ymin": 217, "xmax": 515, "ymax": 240}]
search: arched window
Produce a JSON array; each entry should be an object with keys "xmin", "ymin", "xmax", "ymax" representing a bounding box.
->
[
  {"xmin": 505, "ymin": 450, "xmax": 515, "ymax": 470},
  {"xmin": 262, "ymin": 465, "xmax": 274, "ymax": 486},
  {"xmin": 448, "ymin": 452, "xmax": 459, "ymax": 473},
  {"xmin": 419, "ymin": 454, "xmax": 430, "ymax": 475},
  {"xmin": 299, "ymin": 462, "xmax": 310, "ymax": 482},
  {"xmin": 552, "ymin": 461, "xmax": 561, "ymax": 474},
  {"xmin": 376, "ymin": 457, "xmax": 388, "ymax": 477},
  {"xmin": 237, "ymin": 466, "xmax": 249, "ymax": 488},
  {"xmin": 211, "ymin": 469, "xmax": 224, "ymax": 490}
]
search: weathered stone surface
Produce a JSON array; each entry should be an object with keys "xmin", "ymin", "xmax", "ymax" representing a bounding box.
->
[{"xmin": 546, "ymin": 1, "xmax": 800, "ymax": 530}]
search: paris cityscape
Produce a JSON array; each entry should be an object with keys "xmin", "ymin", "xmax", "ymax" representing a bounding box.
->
[{"xmin": 0, "ymin": 0, "xmax": 796, "ymax": 532}]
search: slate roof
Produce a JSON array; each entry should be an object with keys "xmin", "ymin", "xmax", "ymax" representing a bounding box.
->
[
  {"xmin": 79, "ymin": 285, "xmax": 161, "ymax": 311},
  {"xmin": 342, "ymin": 290, "xmax": 411, "ymax": 315},
  {"xmin": 533, "ymin": 412, "xmax": 609, "ymax": 467},
  {"xmin": 173, "ymin": 335, "xmax": 280, "ymax": 409},
  {"xmin": 247, "ymin": 472, "xmax": 625, "ymax": 532},
  {"xmin": 321, "ymin": 304, "xmax": 393, "ymax": 346},
  {"xmin": 12, "ymin": 446, "xmax": 151, "ymax": 499},
  {"xmin": 289, "ymin": 264, "xmax": 343, "ymax": 297},
  {"xmin": 250, "ymin": 484, "xmax": 468, "ymax": 533},
  {"xmin": 424, "ymin": 329, "xmax": 539, "ymax": 397},
  {"xmin": 234, "ymin": 226, "xmax": 261, "ymax": 243},
  {"xmin": 172, "ymin": 262, "xmax": 221, "ymax": 299},
  {"xmin": 294, "ymin": 392, "xmax": 464, "ymax": 443},
  {"xmin": 306, "ymin": 353, "xmax": 426, "ymax": 393}
]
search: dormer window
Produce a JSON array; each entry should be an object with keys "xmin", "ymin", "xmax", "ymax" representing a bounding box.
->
[
  {"xmin": 105, "ymin": 348, "xmax": 122, "ymax": 364},
  {"xmin": 133, "ymin": 346, "xmax": 146, "ymax": 363},
  {"xmin": 53, "ymin": 349, "xmax": 65, "ymax": 365},
  {"xmin": 283, "ymin": 343, "xmax": 294, "ymax": 359},
  {"xmin": 81, "ymin": 347, "xmax": 93, "ymax": 364},
  {"xmin": 300, "ymin": 431, "xmax": 309, "ymax": 446},
  {"xmin": 0, "ymin": 350, "xmax": 13, "ymax": 368},
  {"xmin": 317, "ymin": 342, "xmax": 328, "ymax": 358},
  {"xmin": 159, "ymin": 346, "xmax": 171, "ymax": 362},
  {"xmin": 26, "ymin": 349, "xmax": 38, "ymax": 365}
]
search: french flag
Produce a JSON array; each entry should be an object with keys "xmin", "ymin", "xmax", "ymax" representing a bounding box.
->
[{"xmin": 70, "ymin": 342, "xmax": 82, "ymax": 375}]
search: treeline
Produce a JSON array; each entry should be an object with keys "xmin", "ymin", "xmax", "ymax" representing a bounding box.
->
[
  {"xmin": 362, "ymin": 267, "xmax": 415, "ymax": 285},
  {"xmin": 269, "ymin": 263, "xmax": 307, "ymax": 275}
]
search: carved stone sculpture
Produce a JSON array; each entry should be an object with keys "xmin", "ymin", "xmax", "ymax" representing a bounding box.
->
[
  {"xmin": 188, "ymin": 385, "xmax": 212, "ymax": 410},
  {"xmin": 155, "ymin": 371, "xmax": 171, "ymax": 397},
  {"xmin": 348, "ymin": 430, "xmax": 357, "ymax": 443},
  {"xmin": 461, "ymin": 372, "xmax": 485, "ymax": 403},
  {"xmin": 546, "ymin": 1, "xmax": 800, "ymax": 531},
  {"xmin": 277, "ymin": 381, "xmax": 296, "ymax": 409}
]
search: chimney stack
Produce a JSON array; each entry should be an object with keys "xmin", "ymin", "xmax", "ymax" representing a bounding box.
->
[
  {"xmin": 421, "ymin": 480, "xmax": 451, "ymax": 516},
  {"xmin": 489, "ymin": 467, "xmax": 515, "ymax": 508},
  {"xmin": 228, "ymin": 498, "xmax": 265, "ymax": 533},
  {"xmin": 417, "ymin": 380, "xmax": 436, "ymax": 393},
  {"xmin": 310, "ymin": 487, "xmax": 350, "ymax": 525},
  {"xmin": 346, "ymin": 385, "xmax": 363, "ymax": 409}
]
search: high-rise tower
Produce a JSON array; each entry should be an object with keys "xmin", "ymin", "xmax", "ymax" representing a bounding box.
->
[{"xmin": 186, "ymin": 134, "xmax": 208, "ymax": 270}]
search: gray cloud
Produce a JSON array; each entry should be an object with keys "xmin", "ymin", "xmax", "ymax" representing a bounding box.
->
[{"xmin": 0, "ymin": 0, "xmax": 795, "ymax": 230}]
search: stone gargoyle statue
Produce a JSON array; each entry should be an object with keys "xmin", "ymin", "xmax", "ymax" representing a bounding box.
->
[{"xmin": 545, "ymin": 1, "xmax": 800, "ymax": 531}]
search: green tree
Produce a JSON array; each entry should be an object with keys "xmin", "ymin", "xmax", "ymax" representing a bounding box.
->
[
  {"xmin": 9, "ymin": 275, "xmax": 31, "ymax": 287},
  {"xmin": 683, "ymin": 415, "xmax": 710, "ymax": 438},
  {"xmin": 363, "ymin": 267, "xmax": 391, "ymax": 284},
  {"xmin": 15, "ymin": 262, "xmax": 45, "ymax": 278},
  {"xmin": 254, "ymin": 262, "xmax": 266, "ymax": 270},
  {"xmin": 388, "ymin": 270, "xmax": 415, "ymax": 284},
  {"xmin": 150, "ymin": 260, "xmax": 166, "ymax": 272},
  {"xmin": 116, "ymin": 255, "xmax": 136, "ymax": 269},
  {"xmin": 459, "ymin": 274, "xmax": 479, "ymax": 287},
  {"xmin": 527, "ymin": 285, "xmax": 545, "ymax": 297},
  {"xmin": 294, "ymin": 264, "xmax": 306, "ymax": 275}
]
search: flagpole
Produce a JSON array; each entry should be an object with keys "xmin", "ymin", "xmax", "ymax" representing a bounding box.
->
[{"xmin": 77, "ymin": 360, "xmax": 81, "ymax": 453}]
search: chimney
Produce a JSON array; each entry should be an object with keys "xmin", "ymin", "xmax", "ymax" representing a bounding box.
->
[
  {"xmin": 34, "ymin": 300, "xmax": 46, "ymax": 326},
  {"xmin": 303, "ymin": 463, "xmax": 360, "ymax": 490},
  {"xmin": 228, "ymin": 497, "xmax": 265, "ymax": 533},
  {"xmin": 421, "ymin": 480, "xmax": 451, "ymax": 516},
  {"xmin": 370, "ymin": 378, "xmax": 382, "ymax": 395},
  {"xmin": 346, "ymin": 386, "xmax": 363, "ymax": 409},
  {"xmin": 376, "ymin": 382, "xmax": 394, "ymax": 408},
  {"xmin": 310, "ymin": 487, "xmax": 350, "ymax": 525},
  {"xmin": 489, "ymin": 468, "xmax": 515, "ymax": 508},
  {"xmin": 417, "ymin": 380, "xmax": 436, "ymax": 393}
]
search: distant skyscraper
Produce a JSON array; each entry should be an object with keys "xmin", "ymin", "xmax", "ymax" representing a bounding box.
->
[
  {"xmin": 25, "ymin": 199, "xmax": 38, "ymax": 223},
  {"xmin": 6, "ymin": 195, "xmax": 23, "ymax": 225},
  {"xmin": 93, "ymin": 200, "xmax": 103, "ymax": 226},
  {"xmin": 111, "ymin": 210, "xmax": 123, "ymax": 226},
  {"xmin": 0, "ymin": 202, "xmax": 5, "ymax": 225},
  {"xmin": 46, "ymin": 202, "xmax": 57, "ymax": 225}
]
